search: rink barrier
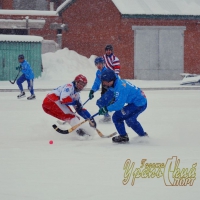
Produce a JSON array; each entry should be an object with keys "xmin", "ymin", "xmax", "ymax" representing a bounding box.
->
[{"xmin": 1, "ymin": 87, "xmax": 200, "ymax": 92}]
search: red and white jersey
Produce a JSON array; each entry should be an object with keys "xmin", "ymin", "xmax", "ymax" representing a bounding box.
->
[
  {"xmin": 103, "ymin": 54, "xmax": 120, "ymax": 74},
  {"xmin": 48, "ymin": 82, "xmax": 80, "ymax": 104}
]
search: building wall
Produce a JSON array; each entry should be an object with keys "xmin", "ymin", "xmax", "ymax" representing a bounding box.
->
[
  {"xmin": 1, "ymin": 0, "xmax": 200, "ymax": 78},
  {"xmin": 13, "ymin": 0, "xmax": 48, "ymax": 10},
  {"xmin": 0, "ymin": 14, "xmax": 61, "ymax": 41},
  {"xmin": 120, "ymin": 18, "xmax": 200, "ymax": 77},
  {"xmin": 184, "ymin": 22, "xmax": 200, "ymax": 74},
  {"xmin": 60, "ymin": 0, "xmax": 200, "ymax": 78},
  {"xmin": 60, "ymin": 0, "xmax": 127, "ymax": 76},
  {"xmin": 1, "ymin": 0, "xmax": 13, "ymax": 9},
  {"xmin": 0, "ymin": 0, "xmax": 50, "ymax": 10},
  {"xmin": 0, "ymin": 0, "xmax": 65, "ymax": 10}
]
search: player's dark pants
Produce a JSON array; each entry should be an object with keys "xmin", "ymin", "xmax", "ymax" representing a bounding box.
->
[
  {"xmin": 101, "ymin": 83, "xmax": 107, "ymax": 95},
  {"xmin": 112, "ymin": 103, "xmax": 147, "ymax": 136},
  {"xmin": 16, "ymin": 74, "xmax": 34, "ymax": 95}
]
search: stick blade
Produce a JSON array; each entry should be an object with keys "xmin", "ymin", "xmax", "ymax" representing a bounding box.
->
[
  {"xmin": 96, "ymin": 129, "xmax": 117, "ymax": 138},
  {"xmin": 52, "ymin": 124, "xmax": 69, "ymax": 134},
  {"xmin": 9, "ymin": 80, "xmax": 15, "ymax": 84},
  {"xmin": 103, "ymin": 132, "xmax": 117, "ymax": 138}
]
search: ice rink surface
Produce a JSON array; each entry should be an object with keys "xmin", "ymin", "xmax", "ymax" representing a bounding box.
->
[{"xmin": 0, "ymin": 90, "xmax": 199, "ymax": 200}]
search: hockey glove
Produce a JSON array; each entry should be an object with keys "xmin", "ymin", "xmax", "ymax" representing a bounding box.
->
[
  {"xmin": 89, "ymin": 90, "xmax": 94, "ymax": 100},
  {"xmin": 98, "ymin": 106, "xmax": 108, "ymax": 115},
  {"xmin": 16, "ymin": 66, "xmax": 22, "ymax": 70},
  {"xmin": 74, "ymin": 101, "xmax": 82, "ymax": 111},
  {"xmin": 89, "ymin": 118, "xmax": 97, "ymax": 128}
]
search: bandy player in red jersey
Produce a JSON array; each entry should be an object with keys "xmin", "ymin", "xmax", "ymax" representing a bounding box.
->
[{"xmin": 42, "ymin": 74, "xmax": 96, "ymax": 136}]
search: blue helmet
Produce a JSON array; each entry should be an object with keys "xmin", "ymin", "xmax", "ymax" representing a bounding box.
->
[
  {"xmin": 101, "ymin": 70, "xmax": 116, "ymax": 82},
  {"xmin": 94, "ymin": 57, "xmax": 104, "ymax": 65}
]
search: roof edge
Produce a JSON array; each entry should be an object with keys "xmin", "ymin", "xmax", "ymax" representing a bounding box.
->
[
  {"xmin": 56, "ymin": 0, "xmax": 77, "ymax": 15},
  {"xmin": 0, "ymin": 35, "xmax": 43, "ymax": 42},
  {"xmin": 122, "ymin": 14, "xmax": 200, "ymax": 20}
]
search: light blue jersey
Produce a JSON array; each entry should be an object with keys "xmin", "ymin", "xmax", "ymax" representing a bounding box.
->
[
  {"xmin": 91, "ymin": 66, "xmax": 107, "ymax": 92},
  {"xmin": 20, "ymin": 60, "xmax": 34, "ymax": 80},
  {"xmin": 107, "ymin": 78, "xmax": 147, "ymax": 112}
]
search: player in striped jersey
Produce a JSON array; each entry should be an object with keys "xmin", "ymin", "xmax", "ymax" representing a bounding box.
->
[
  {"xmin": 99, "ymin": 44, "xmax": 120, "ymax": 122},
  {"xmin": 103, "ymin": 44, "xmax": 120, "ymax": 75}
]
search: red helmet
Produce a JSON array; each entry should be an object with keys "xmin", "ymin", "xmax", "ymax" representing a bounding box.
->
[
  {"xmin": 74, "ymin": 74, "xmax": 87, "ymax": 84},
  {"xmin": 74, "ymin": 74, "xmax": 87, "ymax": 91}
]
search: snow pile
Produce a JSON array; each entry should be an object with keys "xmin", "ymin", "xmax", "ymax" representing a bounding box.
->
[{"xmin": 40, "ymin": 48, "xmax": 97, "ymax": 82}]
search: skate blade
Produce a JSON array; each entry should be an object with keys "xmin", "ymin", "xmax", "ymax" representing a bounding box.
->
[
  {"xmin": 27, "ymin": 98, "xmax": 36, "ymax": 100},
  {"xmin": 99, "ymin": 119, "xmax": 112, "ymax": 124},
  {"xmin": 17, "ymin": 95, "xmax": 26, "ymax": 99},
  {"xmin": 112, "ymin": 141, "xmax": 130, "ymax": 144}
]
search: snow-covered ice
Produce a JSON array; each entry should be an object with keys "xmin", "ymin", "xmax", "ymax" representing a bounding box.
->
[{"xmin": 0, "ymin": 48, "xmax": 200, "ymax": 200}]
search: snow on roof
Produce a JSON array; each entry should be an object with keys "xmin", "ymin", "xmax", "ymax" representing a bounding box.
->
[
  {"xmin": 56, "ymin": 0, "xmax": 73, "ymax": 14},
  {"xmin": 0, "ymin": 19, "xmax": 45, "ymax": 23},
  {"xmin": 0, "ymin": 19, "xmax": 45, "ymax": 29},
  {"xmin": 112, "ymin": 0, "xmax": 200, "ymax": 15},
  {"xmin": 0, "ymin": 35, "xmax": 43, "ymax": 42},
  {"xmin": 0, "ymin": 9, "xmax": 57, "ymax": 16}
]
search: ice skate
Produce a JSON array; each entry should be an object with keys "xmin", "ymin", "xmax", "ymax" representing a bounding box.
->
[
  {"xmin": 76, "ymin": 128, "xmax": 89, "ymax": 136},
  {"xmin": 112, "ymin": 134, "xmax": 129, "ymax": 143},
  {"xmin": 17, "ymin": 91, "xmax": 25, "ymax": 98},
  {"xmin": 99, "ymin": 114, "xmax": 111, "ymax": 123},
  {"xmin": 27, "ymin": 94, "xmax": 36, "ymax": 100},
  {"xmin": 140, "ymin": 132, "xmax": 148, "ymax": 137}
]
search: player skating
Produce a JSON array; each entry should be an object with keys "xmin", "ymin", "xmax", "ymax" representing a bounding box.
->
[
  {"xmin": 97, "ymin": 70, "xmax": 148, "ymax": 143},
  {"xmin": 42, "ymin": 74, "xmax": 96, "ymax": 136},
  {"xmin": 16, "ymin": 54, "xmax": 36, "ymax": 100}
]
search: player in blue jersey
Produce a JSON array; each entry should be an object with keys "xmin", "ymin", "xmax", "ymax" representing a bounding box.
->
[
  {"xmin": 16, "ymin": 54, "xmax": 36, "ymax": 100},
  {"xmin": 97, "ymin": 70, "xmax": 148, "ymax": 143},
  {"xmin": 89, "ymin": 57, "xmax": 107, "ymax": 97},
  {"xmin": 89, "ymin": 57, "xmax": 113, "ymax": 122}
]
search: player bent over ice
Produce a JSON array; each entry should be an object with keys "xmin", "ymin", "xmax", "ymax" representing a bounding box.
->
[
  {"xmin": 97, "ymin": 70, "xmax": 148, "ymax": 143},
  {"xmin": 42, "ymin": 74, "xmax": 96, "ymax": 137}
]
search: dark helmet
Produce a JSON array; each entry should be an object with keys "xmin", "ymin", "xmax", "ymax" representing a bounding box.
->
[
  {"xmin": 18, "ymin": 54, "xmax": 24, "ymax": 59},
  {"xmin": 94, "ymin": 57, "xmax": 104, "ymax": 65},
  {"xmin": 105, "ymin": 44, "xmax": 113, "ymax": 51},
  {"xmin": 101, "ymin": 70, "xmax": 116, "ymax": 82}
]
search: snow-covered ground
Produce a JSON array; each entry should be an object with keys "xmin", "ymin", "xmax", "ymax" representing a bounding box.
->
[{"xmin": 0, "ymin": 48, "xmax": 200, "ymax": 200}]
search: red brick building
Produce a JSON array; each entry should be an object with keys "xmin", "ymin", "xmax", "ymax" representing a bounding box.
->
[
  {"xmin": 1, "ymin": 0, "xmax": 200, "ymax": 79},
  {"xmin": 57, "ymin": 0, "xmax": 200, "ymax": 80},
  {"xmin": 0, "ymin": 0, "xmax": 13, "ymax": 9}
]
